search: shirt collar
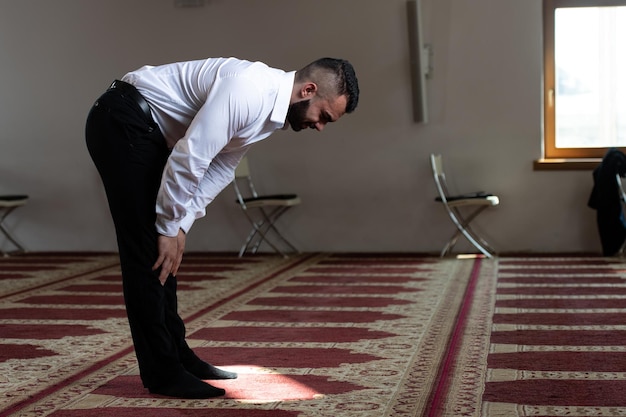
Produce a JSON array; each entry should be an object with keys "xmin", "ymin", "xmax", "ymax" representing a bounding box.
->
[{"xmin": 270, "ymin": 70, "xmax": 295, "ymax": 128}]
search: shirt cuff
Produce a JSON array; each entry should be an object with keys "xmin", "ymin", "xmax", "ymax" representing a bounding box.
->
[
  {"xmin": 155, "ymin": 214, "xmax": 194, "ymax": 237},
  {"xmin": 155, "ymin": 217, "xmax": 178, "ymax": 237},
  {"xmin": 179, "ymin": 212, "xmax": 196, "ymax": 234}
]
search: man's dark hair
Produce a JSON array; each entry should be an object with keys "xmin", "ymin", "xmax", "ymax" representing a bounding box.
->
[{"xmin": 296, "ymin": 58, "xmax": 359, "ymax": 113}]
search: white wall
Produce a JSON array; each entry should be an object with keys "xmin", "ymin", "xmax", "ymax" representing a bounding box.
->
[{"xmin": 0, "ymin": 0, "xmax": 601, "ymax": 254}]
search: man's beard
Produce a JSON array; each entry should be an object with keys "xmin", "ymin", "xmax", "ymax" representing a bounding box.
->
[{"xmin": 286, "ymin": 99, "xmax": 311, "ymax": 132}]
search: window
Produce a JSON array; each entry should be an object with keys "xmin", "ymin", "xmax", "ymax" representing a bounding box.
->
[{"xmin": 544, "ymin": 0, "xmax": 626, "ymax": 159}]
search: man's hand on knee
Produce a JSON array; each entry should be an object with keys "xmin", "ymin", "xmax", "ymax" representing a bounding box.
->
[{"xmin": 153, "ymin": 230, "xmax": 185, "ymax": 285}]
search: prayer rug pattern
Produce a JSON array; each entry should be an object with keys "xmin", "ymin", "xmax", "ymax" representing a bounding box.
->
[
  {"xmin": 0, "ymin": 253, "xmax": 487, "ymax": 416},
  {"xmin": 483, "ymin": 256, "xmax": 626, "ymax": 416},
  {"xmin": 7, "ymin": 254, "xmax": 621, "ymax": 416},
  {"xmin": 0, "ymin": 253, "xmax": 299, "ymax": 416}
]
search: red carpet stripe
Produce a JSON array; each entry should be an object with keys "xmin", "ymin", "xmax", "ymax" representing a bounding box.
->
[
  {"xmin": 0, "ymin": 265, "xmax": 62, "ymax": 271},
  {"xmin": 269, "ymin": 284, "xmax": 421, "ymax": 295},
  {"xmin": 423, "ymin": 258, "xmax": 483, "ymax": 417},
  {"xmin": 497, "ymin": 287, "xmax": 626, "ymax": 295},
  {"xmin": 498, "ymin": 275, "xmax": 624, "ymax": 283},
  {"xmin": 496, "ymin": 298, "xmax": 626, "ymax": 309},
  {"xmin": 50, "ymin": 408, "xmax": 299, "ymax": 417},
  {"xmin": 190, "ymin": 326, "xmax": 396, "ymax": 343},
  {"xmin": 498, "ymin": 267, "xmax": 621, "ymax": 274},
  {"xmin": 222, "ymin": 310, "xmax": 405, "ymax": 323},
  {"xmin": 0, "ymin": 258, "xmax": 89, "ymax": 264},
  {"xmin": 176, "ymin": 265, "xmax": 244, "ymax": 272},
  {"xmin": 318, "ymin": 259, "xmax": 434, "ymax": 266},
  {"xmin": 484, "ymin": 380, "xmax": 626, "ymax": 406},
  {"xmin": 178, "ymin": 256, "xmax": 260, "ymax": 265},
  {"xmin": 17, "ymin": 294, "xmax": 124, "ymax": 305},
  {"xmin": 0, "ymin": 323, "xmax": 106, "ymax": 339},
  {"xmin": 0, "ymin": 274, "xmax": 29, "ymax": 279},
  {"xmin": 488, "ymin": 351, "xmax": 626, "ymax": 371},
  {"xmin": 195, "ymin": 346, "xmax": 382, "ymax": 368},
  {"xmin": 84, "ymin": 274, "xmax": 121, "ymax": 281},
  {"xmin": 0, "ymin": 344, "xmax": 57, "ymax": 362},
  {"xmin": 0, "ymin": 307, "xmax": 126, "ymax": 320},
  {"xmin": 247, "ymin": 295, "xmax": 413, "ymax": 307},
  {"xmin": 499, "ymin": 259, "xmax": 621, "ymax": 266},
  {"xmin": 493, "ymin": 313, "xmax": 626, "ymax": 325},
  {"xmin": 491, "ymin": 329, "xmax": 626, "ymax": 345},
  {"xmin": 289, "ymin": 275, "xmax": 422, "ymax": 283},
  {"xmin": 305, "ymin": 266, "xmax": 428, "ymax": 274},
  {"xmin": 56, "ymin": 284, "xmax": 123, "ymax": 292}
]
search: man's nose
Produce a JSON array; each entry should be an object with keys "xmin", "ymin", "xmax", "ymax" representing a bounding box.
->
[{"xmin": 312, "ymin": 122, "xmax": 326, "ymax": 131}]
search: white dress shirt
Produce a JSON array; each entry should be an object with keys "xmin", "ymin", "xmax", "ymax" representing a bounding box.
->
[{"xmin": 122, "ymin": 57, "xmax": 295, "ymax": 237}]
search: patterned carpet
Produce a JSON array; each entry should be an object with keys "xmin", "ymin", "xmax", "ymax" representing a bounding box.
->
[
  {"xmin": 483, "ymin": 257, "xmax": 626, "ymax": 416},
  {"xmin": 0, "ymin": 253, "xmax": 624, "ymax": 416}
]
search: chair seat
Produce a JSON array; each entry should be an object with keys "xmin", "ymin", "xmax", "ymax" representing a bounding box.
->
[
  {"xmin": 437, "ymin": 194, "xmax": 499, "ymax": 207},
  {"xmin": 0, "ymin": 195, "xmax": 29, "ymax": 207},
  {"xmin": 239, "ymin": 194, "xmax": 301, "ymax": 208}
]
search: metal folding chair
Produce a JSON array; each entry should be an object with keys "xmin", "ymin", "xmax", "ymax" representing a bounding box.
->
[
  {"xmin": 233, "ymin": 157, "xmax": 301, "ymax": 257},
  {"xmin": 0, "ymin": 194, "xmax": 29, "ymax": 256},
  {"xmin": 430, "ymin": 154, "xmax": 499, "ymax": 258}
]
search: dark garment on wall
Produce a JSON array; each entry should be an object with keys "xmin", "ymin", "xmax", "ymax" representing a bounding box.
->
[{"xmin": 588, "ymin": 148, "xmax": 626, "ymax": 256}]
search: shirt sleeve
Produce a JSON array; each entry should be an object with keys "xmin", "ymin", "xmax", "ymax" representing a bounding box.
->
[
  {"xmin": 155, "ymin": 76, "xmax": 262, "ymax": 237},
  {"xmin": 177, "ymin": 148, "xmax": 249, "ymax": 233}
]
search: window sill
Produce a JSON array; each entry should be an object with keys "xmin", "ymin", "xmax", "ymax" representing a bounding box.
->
[{"xmin": 533, "ymin": 158, "xmax": 601, "ymax": 171}]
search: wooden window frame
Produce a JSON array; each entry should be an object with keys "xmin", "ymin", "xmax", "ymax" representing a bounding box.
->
[{"xmin": 543, "ymin": 0, "xmax": 626, "ymax": 160}]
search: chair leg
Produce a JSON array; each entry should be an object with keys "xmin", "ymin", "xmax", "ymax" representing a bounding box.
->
[
  {"xmin": 258, "ymin": 207, "xmax": 299, "ymax": 253},
  {"xmin": 238, "ymin": 212, "xmax": 288, "ymax": 258},
  {"xmin": 248, "ymin": 212, "xmax": 288, "ymax": 257},
  {"xmin": 239, "ymin": 223, "xmax": 288, "ymax": 257},
  {"xmin": 441, "ymin": 207, "xmax": 483, "ymax": 256},
  {"xmin": 444, "ymin": 226, "xmax": 495, "ymax": 258},
  {"xmin": 0, "ymin": 207, "xmax": 26, "ymax": 256},
  {"xmin": 441, "ymin": 206, "xmax": 496, "ymax": 258},
  {"xmin": 461, "ymin": 224, "xmax": 496, "ymax": 257},
  {"xmin": 238, "ymin": 207, "xmax": 298, "ymax": 258},
  {"xmin": 440, "ymin": 233, "xmax": 460, "ymax": 257}
]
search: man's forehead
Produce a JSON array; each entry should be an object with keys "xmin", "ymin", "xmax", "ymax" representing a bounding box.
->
[{"xmin": 327, "ymin": 95, "xmax": 348, "ymax": 119}]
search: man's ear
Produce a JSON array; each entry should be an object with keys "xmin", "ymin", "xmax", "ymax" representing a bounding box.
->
[{"xmin": 301, "ymin": 82, "xmax": 318, "ymax": 98}]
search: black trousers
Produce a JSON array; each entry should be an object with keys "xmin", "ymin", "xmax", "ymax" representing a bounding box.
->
[{"xmin": 85, "ymin": 86, "xmax": 198, "ymax": 388}]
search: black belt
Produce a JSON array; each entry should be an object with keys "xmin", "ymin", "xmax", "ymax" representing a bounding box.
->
[{"xmin": 108, "ymin": 79, "xmax": 152, "ymax": 120}]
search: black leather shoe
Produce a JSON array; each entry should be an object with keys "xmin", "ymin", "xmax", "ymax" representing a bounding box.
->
[
  {"xmin": 148, "ymin": 370, "xmax": 226, "ymax": 399},
  {"xmin": 185, "ymin": 360, "xmax": 238, "ymax": 380}
]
